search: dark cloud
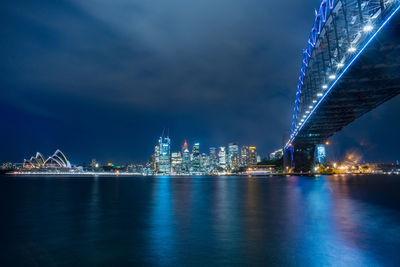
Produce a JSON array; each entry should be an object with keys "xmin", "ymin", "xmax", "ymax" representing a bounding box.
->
[{"xmin": 1, "ymin": 0, "xmax": 399, "ymax": 164}]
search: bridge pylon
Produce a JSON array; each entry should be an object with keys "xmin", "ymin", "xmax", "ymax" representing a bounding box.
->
[{"xmin": 284, "ymin": 145, "xmax": 316, "ymax": 174}]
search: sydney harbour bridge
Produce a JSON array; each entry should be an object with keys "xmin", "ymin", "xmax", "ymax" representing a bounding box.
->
[{"xmin": 284, "ymin": 0, "xmax": 400, "ymax": 171}]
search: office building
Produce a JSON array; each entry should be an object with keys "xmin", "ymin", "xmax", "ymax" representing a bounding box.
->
[
  {"xmin": 158, "ymin": 136, "xmax": 171, "ymax": 174},
  {"xmin": 182, "ymin": 140, "xmax": 191, "ymax": 173},
  {"xmin": 228, "ymin": 142, "xmax": 240, "ymax": 170},
  {"xmin": 218, "ymin": 147, "xmax": 227, "ymax": 171},
  {"xmin": 171, "ymin": 152, "xmax": 182, "ymax": 173},
  {"xmin": 315, "ymin": 144, "xmax": 327, "ymax": 165},
  {"xmin": 249, "ymin": 146, "xmax": 257, "ymax": 166},
  {"xmin": 209, "ymin": 147, "xmax": 218, "ymax": 172},
  {"xmin": 192, "ymin": 142, "xmax": 201, "ymax": 173},
  {"xmin": 241, "ymin": 146, "xmax": 249, "ymax": 166}
]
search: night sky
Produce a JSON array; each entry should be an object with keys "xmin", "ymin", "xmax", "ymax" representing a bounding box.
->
[{"xmin": 1, "ymin": 0, "xmax": 399, "ymax": 164}]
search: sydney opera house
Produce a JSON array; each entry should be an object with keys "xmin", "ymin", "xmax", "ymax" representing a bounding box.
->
[{"xmin": 23, "ymin": 150, "xmax": 71, "ymax": 169}]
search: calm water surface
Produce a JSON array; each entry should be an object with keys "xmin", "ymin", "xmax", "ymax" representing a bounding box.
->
[{"xmin": 1, "ymin": 175, "xmax": 400, "ymax": 266}]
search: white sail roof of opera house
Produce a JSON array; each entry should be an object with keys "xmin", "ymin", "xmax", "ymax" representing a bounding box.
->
[{"xmin": 23, "ymin": 149, "xmax": 71, "ymax": 168}]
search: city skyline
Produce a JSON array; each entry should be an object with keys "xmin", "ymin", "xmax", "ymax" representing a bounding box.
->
[{"xmin": 152, "ymin": 134, "xmax": 261, "ymax": 174}]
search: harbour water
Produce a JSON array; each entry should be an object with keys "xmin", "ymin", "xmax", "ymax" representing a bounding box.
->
[{"xmin": 1, "ymin": 174, "xmax": 400, "ymax": 266}]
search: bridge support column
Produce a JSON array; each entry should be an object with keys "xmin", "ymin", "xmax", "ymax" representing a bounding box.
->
[
  {"xmin": 285, "ymin": 145, "xmax": 316, "ymax": 173},
  {"xmin": 293, "ymin": 146, "xmax": 315, "ymax": 173},
  {"xmin": 283, "ymin": 147, "xmax": 293, "ymax": 173}
]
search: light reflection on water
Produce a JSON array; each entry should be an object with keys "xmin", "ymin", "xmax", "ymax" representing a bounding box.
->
[{"xmin": 1, "ymin": 175, "xmax": 400, "ymax": 266}]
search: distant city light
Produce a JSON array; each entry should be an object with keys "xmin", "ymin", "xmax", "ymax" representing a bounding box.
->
[
  {"xmin": 337, "ymin": 63, "xmax": 344, "ymax": 68},
  {"xmin": 317, "ymin": 93, "xmax": 323, "ymax": 97},
  {"xmin": 329, "ymin": 74, "xmax": 336, "ymax": 80},
  {"xmin": 322, "ymin": 85, "xmax": 328, "ymax": 89},
  {"xmin": 348, "ymin": 47, "xmax": 357, "ymax": 53},
  {"xmin": 363, "ymin": 25, "xmax": 373, "ymax": 32}
]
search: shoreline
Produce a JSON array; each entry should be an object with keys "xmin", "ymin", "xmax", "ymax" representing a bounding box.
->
[{"xmin": 3, "ymin": 171, "xmax": 400, "ymax": 177}]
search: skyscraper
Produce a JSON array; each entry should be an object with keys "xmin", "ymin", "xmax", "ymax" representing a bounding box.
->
[
  {"xmin": 182, "ymin": 140, "xmax": 190, "ymax": 173},
  {"xmin": 218, "ymin": 146, "xmax": 227, "ymax": 171},
  {"xmin": 158, "ymin": 136, "xmax": 171, "ymax": 174},
  {"xmin": 241, "ymin": 146, "xmax": 249, "ymax": 166},
  {"xmin": 154, "ymin": 144, "xmax": 160, "ymax": 171},
  {"xmin": 228, "ymin": 142, "xmax": 240, "ymax": 170},
  {"xmin": 191, "ymin": 142, "xmax": 201, "ymax": 173},
  {"xmin": 249, "ymin": 146, "xmax": 257, "ymax": 166},
  {"xmin": 209, "ymin": 147, "xmax": 218, "ymax": 172},
  {"xmin": 315, "ymin": 144, "xmax": 327, "ymax": 165},
  {"xmin": 171, "ymin": 152, "xmax": 182, "ymax": 173},
  {"xmin": 200, "ymin": 153, "xmax": 209, "ymax": 172}
]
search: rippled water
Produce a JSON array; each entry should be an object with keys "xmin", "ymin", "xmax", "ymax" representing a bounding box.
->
[{"xmin": 1, "ymin": 175, "xmax": 400, "ymax": 266}]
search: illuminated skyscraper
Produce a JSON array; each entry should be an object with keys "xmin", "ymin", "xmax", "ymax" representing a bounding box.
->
[
  {"xmin": 315, "ymin": 144, "xmax": 327, "ymax": 165},
  {"xmin": 191, "ymin": 142, "xmax": 201, "ymax": 173},
  {"xmin": 209, "ymin": 147, "xmax": 218, "ymax": 172},
  {"xmin": 182, "ymin": 140, "xmax": 190, "ymax": 173},
  {"xmin": 228, "ymin": 142, "xmax": 239, "ymax": 170},
  {"xmin": 158, "ymin": 136, "xmax": 171, "ymax": 174},
  {"xmin": 241, "ymin": 146, "xmax": 249, "ymax": 166},
  {"xmin": 200, "ymin": 153, "xmax": 208, "ymax": 172},
  {"xmin": 154, "ymin": 144, "xmax": 160, "ymax": 170},
  {"xmin": 218, "ymin": 146, "xmax": 227, "ymax": 171},
  {"xmin": 171, "ymin": 152, "xmax": 182, "ymax": 173},
  {"xmin": 249, "ymin": 146, "xmax": 257, "ymax": 166}
]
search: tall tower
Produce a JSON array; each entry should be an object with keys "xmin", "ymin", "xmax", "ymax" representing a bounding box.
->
[
  {"xmin": 315, "ymin": 144, "xmax": 327, "ymax": 166},
  {"xmin": 171, "ymin": 152, "xmax": 182, "ymax": 173},
  {"xmin": 182, "ymin": 140, "xmax": 190, "ymax": 174},
  {"xmin": 154, "ymin": 143, "xmax": 160, "ymax": 171},
  {"xmin": 249, "ymin": 146, "xmax": 257, "ymax": 166},
  {"xmin": 192, "ymin": 142, "xmax": 201, "ymax": 173},
  {"xmin": 209, "ymin": 147, "xmax": 218, "ymax": 172},
  {"xmin": 218, "ymin": 146, "xmax": 227, "ymax": 171},
  {"xmin": 228, "ymin": 142, "xmax": 239, "ymax": 170},
  {"xmin": 241, "ymin": 146, "xmax": 249, "ymax": 167},
  {"xmin": 158, "ymin": 136, "xmax": 171, "ymax": 174}
]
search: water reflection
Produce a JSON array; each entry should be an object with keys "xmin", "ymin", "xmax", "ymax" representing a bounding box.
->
[
  {"xmin": 1, "ymin": 175, "xmax": 400, "ymax": 266},
  {"xmin": 148, "ymin": 177, "xmax": 176, "ymax": 266}
]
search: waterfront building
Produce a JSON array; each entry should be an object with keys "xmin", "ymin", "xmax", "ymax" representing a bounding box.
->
[
  {"xmin": 191, "ymin": 142, "xmax": 201, "ymax": 173},
  {"xmin": 182, "ymin": 141, "xmax": 191, "ymax": 173},
  {"xmin": 90, "ymin": 159, "xmax": 99, "ymax": 169},
  {"xmin": 209, "ymin": 147, "xmax": 218, "ymax": 172},
  {"xmin": 218, "ymin": 147, "xmax": 227, "ymax": 171},
  {"xmin": 200, "ymin": 153, "xmax": 208, "ymax": 172},
  {"xmin": 269, "ymin": 149, "xmax": 284, "ymax": 160},
  {"xmin": 158, "ymin": 136, "xmax": 171, "ymax": 174},
  {"xmin": 241, "ymin": 146, "xmax": 249, "ymax": 166},
  {"xmin": 171, "ymin": 152, "xmax": 183, "ymax": 173},
  {"xmin": 315, "ymin": 144, "xmax": 327, "ymax": 165},
  {"xmin": 23, "ymin": 150, "xmax": 72, "ymax": 169},
  {"xmin": 154, "ymin": 144, "xmax": 160, "ymax": 170},
  {"xmin": 249, "ymin": 146, "xmax": 257, "ymax": 166},
  {"xmin": 228, "ymin": 142, "xmax": 240, "ymax": 170}
]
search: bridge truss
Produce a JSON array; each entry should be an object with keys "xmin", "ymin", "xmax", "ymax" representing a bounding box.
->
[{"xmin": 284, "ymin": 0, "xmax": 400, "ymax": 170}]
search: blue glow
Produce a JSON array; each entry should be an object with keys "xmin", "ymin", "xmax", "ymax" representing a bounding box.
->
[{"xmin": 285, "ymin": 3, "xmax": 400, "ymax": 150}]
